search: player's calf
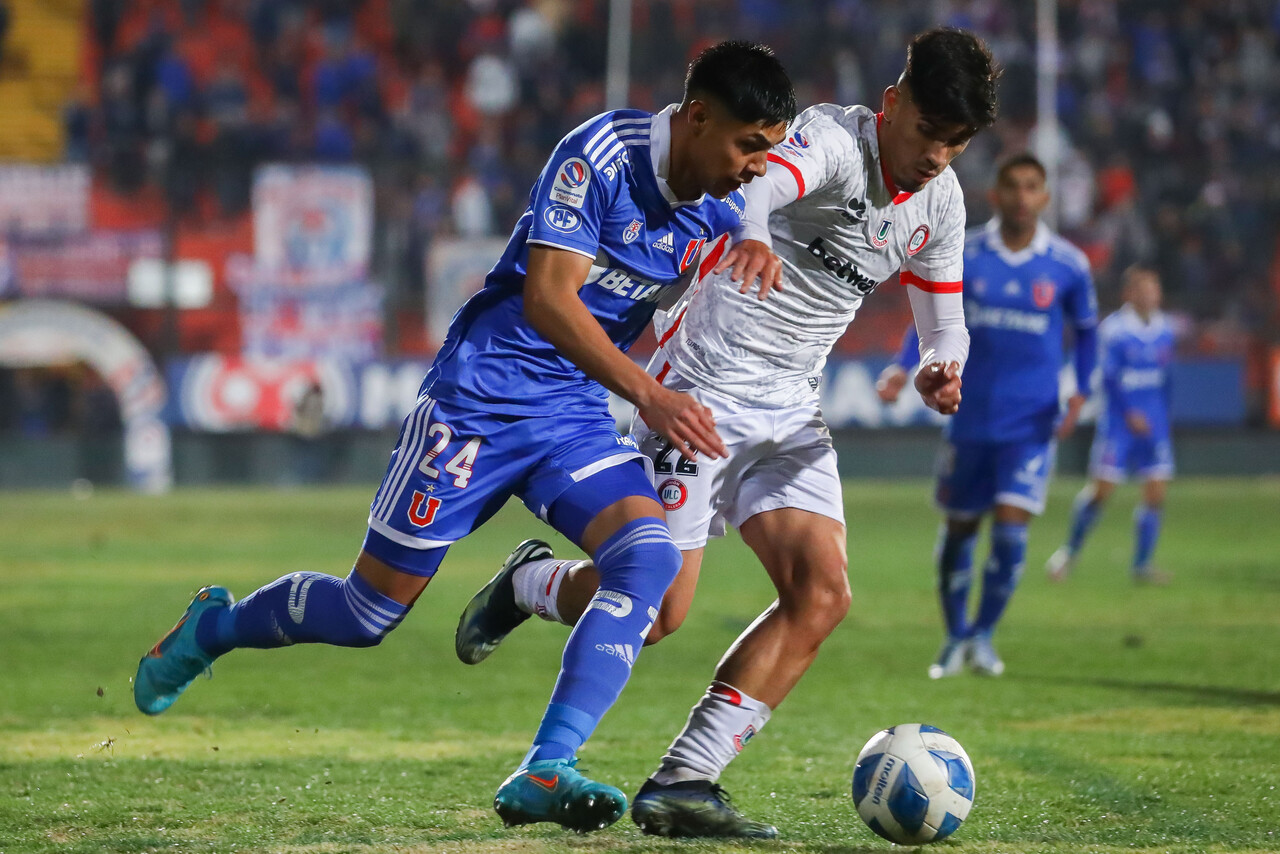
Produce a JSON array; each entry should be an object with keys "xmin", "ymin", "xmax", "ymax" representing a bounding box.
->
[
  {"xmin": 197, "ymin": 569, "xmax": 409, "ymax": 656},
  {"xmin": 526, "ymin": 517, "xmax": 682, "ymax": 763}
]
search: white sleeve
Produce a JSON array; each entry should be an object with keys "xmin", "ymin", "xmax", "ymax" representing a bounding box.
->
[
  {"xmin": 734, "ymin": 106, "xmax": 856, "ymax": 246},
  {"xmin": 736, "ymin": 170, "xmax": 792, "ymax": 246},
  {"xmin": 902, "ymin": 180, "xmax": 965, "ymax": 288},
  {"xmin": 907, "ymin": 283, "xmax": 969, "ymax": 374}
]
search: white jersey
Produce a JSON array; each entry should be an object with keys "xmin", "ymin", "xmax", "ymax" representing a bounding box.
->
[{"xmin": 655, "ymin": 104, "xmax": 969, "ymax": 408}]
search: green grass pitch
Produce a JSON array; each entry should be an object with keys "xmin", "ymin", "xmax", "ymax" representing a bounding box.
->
[{"xmin": 1, "ymin": 478, "xmax": 1278, "ymax": 853}]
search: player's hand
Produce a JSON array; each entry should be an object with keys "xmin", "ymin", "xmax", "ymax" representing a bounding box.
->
[
  {"xmin": 712, "ymin": 238, "xmax": 784, "ymax": 301},
  {"xmin": 1126, "ymin": 410, "xmax": 1151, "ymax": 437},
  {"xmin": 1056, "ymin": 393, "xmax": 1087, "ymax": 440},
  {"xmin": 915, "ymin": 361, "xmax": 962, "ymax": 415},
  {"xmin": 876, "ymin": 365, "xmax": 910, "ymax": 404},
  {"xmin": 638, "ymin": 385, "xmax": 727, "ymax": 461}
]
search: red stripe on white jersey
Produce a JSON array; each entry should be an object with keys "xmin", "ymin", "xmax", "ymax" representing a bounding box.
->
[
  {"xmin": 766, "ymin": 153, "xmax": 805, "ymax": 199},
  {"xmin": 901, "ymin": 270, "xmax": 962, "ymax": 293},
  {"xmin": 698, "ymin": 233, "xmax": 730, "ymax": 281},
  {"xmin": 654, "ymin": 361, "xmax": 671, "ymax": 384},
  {"xmin": 657, "ymin": 234, "xmax": 729, "ymax": 355}
]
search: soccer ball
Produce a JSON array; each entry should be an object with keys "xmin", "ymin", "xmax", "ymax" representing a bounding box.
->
[{"xmin": 851, "ymin": 724, "xmax": 975, "ymax": 845}]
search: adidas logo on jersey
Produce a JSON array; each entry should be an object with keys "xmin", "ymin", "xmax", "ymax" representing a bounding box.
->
[{"xmin": 652, "ymin": 232, "xmax": 674, "ymax": 253}]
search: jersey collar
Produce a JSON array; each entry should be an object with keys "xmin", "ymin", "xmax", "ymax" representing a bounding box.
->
[
  {"xmin": 651, "ymin": 104, "xmax": 707, "ymax": 208},
  {"xmin": 984, "ymin": 217, "xmax": 1052, "ymax": 266},
  {"xmin": 1117, "ymin": 303, "xmax": 1167, "ymax": 339},
  {"xmin": 874, "ymin": 112, "xmax": 915, "ymax": 206}
]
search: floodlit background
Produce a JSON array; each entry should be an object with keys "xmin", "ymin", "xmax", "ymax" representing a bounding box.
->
[{"xmin": 0, "ymin": 0, "xmax": 1276, "ymax": 488}]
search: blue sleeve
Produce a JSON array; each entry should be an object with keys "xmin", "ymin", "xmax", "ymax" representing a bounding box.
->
[
  {"xmin": 1073, "ymin": 325, "xmax": 1098, "ymax": 398},
  {"xmin": 1068, "ymin": 266, "xmax": 1100, "ymax": 328},
  {"xmin": 894, "ymin": 324, "xmax": 920, "ymax": 371},
  {"xmin": 525, "ymin": 135, "xmax": 614, "ymax": 259},
  {"xmin": 1102, "ymin": 331, "xmax": 1131, "ymax": 412}
]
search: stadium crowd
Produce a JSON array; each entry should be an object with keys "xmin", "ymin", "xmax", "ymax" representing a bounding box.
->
[
  {"xmin": 67, "ymin": 0, "xmax": 1280, "ymax": 337},
  {"xmin": 2, "ymin": 0, "xmax": 1275, "ymax": 436}
]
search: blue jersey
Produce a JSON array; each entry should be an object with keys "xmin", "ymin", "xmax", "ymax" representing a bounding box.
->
[
  {"xmin": 899, "ymin": 220, "xmax": 1099, "ymax": 443},
  {"xmin": 1098, "ymin": 305, "xmax": 1174, "ymax": 438},
  {"xmin": 423, "ymin": 107, "xmax": 746, "ymax": 417}
]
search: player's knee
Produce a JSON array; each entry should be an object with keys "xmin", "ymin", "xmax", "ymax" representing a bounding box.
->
[
  {"xmin": 643, "ymin": 598, "xmax": 689, "ymax": 646},
  {"xmin": 643, "ymin": 612, "xmax": 681, "ymax": 646},
  {"xmin": 594, "ymin": 519, "xmax": 682, "ymax": 623},
  {"xmin": 330, "ymin": 572, "xmax": 408, "ymax": 648},
  {"xmin": 781, "ymin": 564, "xmax": 851, "ymax": 634},
  {"xmin": 333, "ymin": 610, "xmax": 400, "ymax": 648},
  {"xmin": 811, "ymin": 575, "xmax": 853, "ymax": 631}
]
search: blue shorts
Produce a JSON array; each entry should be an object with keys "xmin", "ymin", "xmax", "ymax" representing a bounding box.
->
[
  {"xmin": 935, "ymin": 438, "xmax": 1057, "ymax": 518},
  {"xmin": 1089, "ymin": 424, "xmax": 1174, "ymax": 482},
  {"xmin": 362, "ymin": 394, "xmax": 654, "ymax": 576}
]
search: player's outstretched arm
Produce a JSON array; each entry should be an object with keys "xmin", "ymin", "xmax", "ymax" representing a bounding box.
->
[
  {"xmin": 877, "ymin": 324, "xmax": 921, "ymax": 403},
  {"xmin": 915, "ymin": 361, "xmax": 962, "ymax": 415},
  {"xmin": 523, "ymin": 246, "xmax": 726, "ymax": 460},
  {"xmin": 904, "ymin": 282, "xmax": 968, "ymax": 415}
]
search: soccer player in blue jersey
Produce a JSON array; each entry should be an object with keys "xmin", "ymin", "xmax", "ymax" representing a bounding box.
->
[
  {"xmin": 133, "ymin": 41, "xmax": 796, "ymax": 833},
  {"xmin": 1046, "ymin": 266, "xmax": 1174, "ymax": 585},
  {"xmin": 878, "ymin": 153, "xmax": 1098, "ymax": 678}
]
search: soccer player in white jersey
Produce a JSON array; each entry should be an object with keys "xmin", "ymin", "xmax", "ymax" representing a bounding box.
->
[{"xmin": 457, "ymin": 28, "xmax": 999, "ymax": 838}]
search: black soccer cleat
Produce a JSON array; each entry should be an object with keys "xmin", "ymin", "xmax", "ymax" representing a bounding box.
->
[
  {"xmin": 455, "ymin": 539, "xmax": 553, "ymax": 664},
  {"xmin": 631, "ymin": 778, "xmax": 779, "ymax": 839}
]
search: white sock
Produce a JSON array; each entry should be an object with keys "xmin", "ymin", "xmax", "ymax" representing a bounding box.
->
[
  {"xmin": 511, "ymin": 558, "xmax": 578, "ymax": 624},
  {"xmin": 651, "ymin": 682, "xmax": 772, "ymax": 785}
]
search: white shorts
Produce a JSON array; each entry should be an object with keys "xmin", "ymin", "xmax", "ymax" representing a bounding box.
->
[{"xmin": 633, "ymin": 366, "xmax": 845, "ymax": 550}]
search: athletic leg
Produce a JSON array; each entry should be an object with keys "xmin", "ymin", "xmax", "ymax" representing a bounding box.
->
[
  {"xmin": 134, "ymin": 394, "xmax": 516, "ymax": 716},
  {"xmin": 967, "ymin": 503, "xmax": 1031, "ymax": 676},
  {"xmin": 1133, "ymin": 477, "xmax": 1170, "ymax": 583},
  {"xmin": 495, "ymin": 461, "xmax": 683, "ymax": 832},
  {"xmin": 930, "ymin": 515, "xmax": 979, "ymax": 678}
]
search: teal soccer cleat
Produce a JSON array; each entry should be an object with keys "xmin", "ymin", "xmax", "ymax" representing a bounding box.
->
[
  {"xmin": 455, "ymin": 539, "xmax": 553, "ymax": 665},
  {"xmin": 632, "ymin": 778, "xmax": 779, "ymax": 839},
  {"xmin": 133, "ymin": 586, "xmax": 233, "ymax": 715},
  {"xmin": 494, "ymin": 758, "xmax": 627, "ymax": 833}
]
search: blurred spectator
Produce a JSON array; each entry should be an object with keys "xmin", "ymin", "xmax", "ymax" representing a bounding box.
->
[
  {"xmin": 288, "ymin": 380, "xmax": 331, "ymax": 484},
  {"xmin": 0, "ymin": 1, "xmax": 10, "ymax": 67},
  {"xmin": 451, "ymin": 173, "xmax": 493, "ymax": 238},
  {"xmin": 60, "ymin": 0, "xmax": 1280, "ymax": 349}
]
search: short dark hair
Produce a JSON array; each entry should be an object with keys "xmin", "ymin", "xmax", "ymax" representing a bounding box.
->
[
  {"xmin": 684, "ymin": 41, "xmax": 797, "ymax": 127},
  {"xmin": 1122, "ymin": 264, "xmax": 1160, "ymax": 287},
  {"xmin": 996, "ymin": 152, "xmax": 1047, "ymax": 183},
  {"xmin": 901, "ymin": 28, "xmax": 1000, "ymax": 133}
]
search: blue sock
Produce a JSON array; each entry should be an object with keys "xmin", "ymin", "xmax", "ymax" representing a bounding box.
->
[
  {"xmin": 971, "ymin": 522, "xmax": 1028, "ymax": 637},
  {"xmin": 1133, "ymin": 504, "xmax": 1162, "ymax": 573},
  {"xmin": 195, "ymin": 570, "xmax": 409, "ymax": 657},
  {"xmin": 527, "ymin": 517, "xmax": 681, "ymax": 764},
  {"xmin": 1066, "ymin": 488, "xmax": 1102, "ymax": 556},
  {"xmin": 935, "ymin": 525, "xmax": 977, "ymax": 640}
]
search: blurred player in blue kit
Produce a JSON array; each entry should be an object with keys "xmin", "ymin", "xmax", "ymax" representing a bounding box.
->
[
  {"xmin": 1046, "ymin": 266, "xmax": 1175, "ymax": 585},
  {"xmin": 133, "ymin": 41, "xmax": 796, "ymax": 833},
  {"xmin": 878, "ymin": 153, "xmax": 1098, "ymax": 678}
]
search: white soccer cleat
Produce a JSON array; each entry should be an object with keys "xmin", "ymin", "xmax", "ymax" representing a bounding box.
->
[
  {"xmin": 966, "ymin": 635, "xmax": 1004, "ymax": 677},
  {"xmin": 927, "ymin": 638, "xmax": 969, "ymax": 680},
  {"xmin": 1045, "ymin": 547, "xmax": 1075, "ymax": 583}
]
